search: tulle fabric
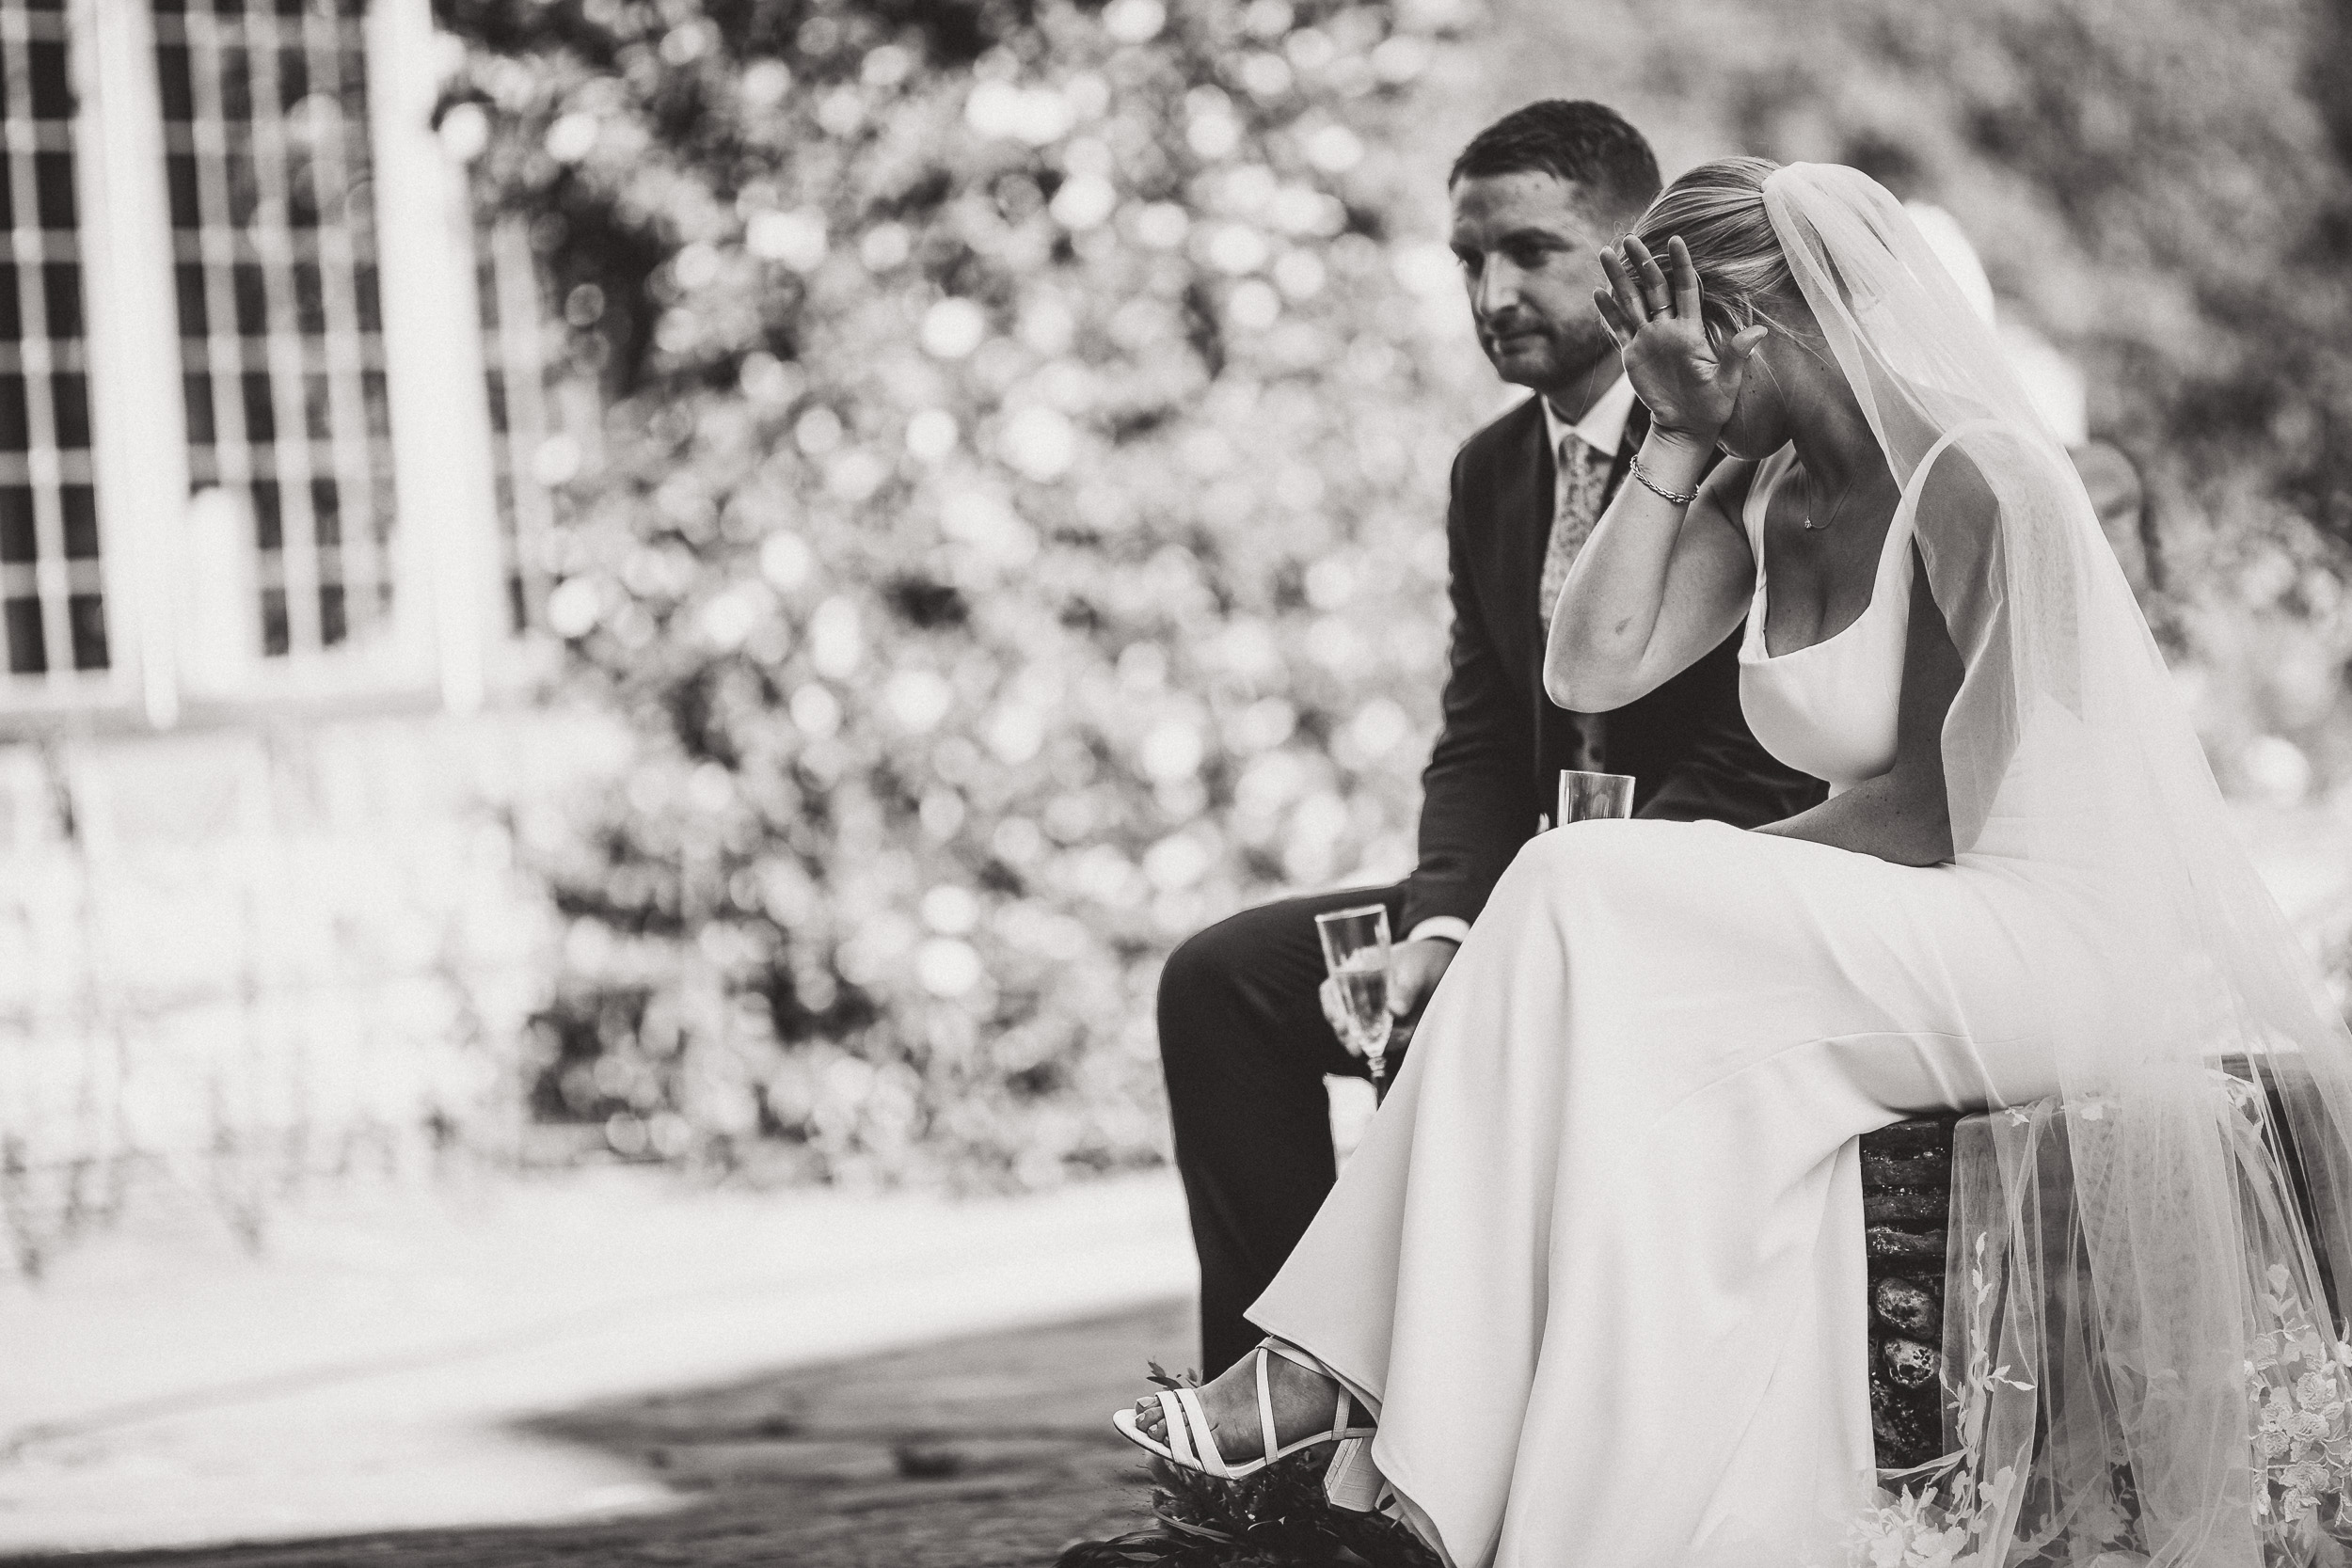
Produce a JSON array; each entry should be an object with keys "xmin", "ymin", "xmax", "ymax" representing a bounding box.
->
[{"xmin": 1762, "ymin": 163, "xmax": 2352, "ymax": 1565}]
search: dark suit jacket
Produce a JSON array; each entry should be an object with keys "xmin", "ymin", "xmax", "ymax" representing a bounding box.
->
[{"xmin": 1398, "ymin": 395, "xmax": 1828, "ymax": 934}]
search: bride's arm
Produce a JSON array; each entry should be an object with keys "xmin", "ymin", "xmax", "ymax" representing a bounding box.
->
[
  {"xmin": 1754, "ymin": 545, "xmax": 1962, "ymax": 866},
  {"xmin": 1543, "ymin": 441, "xmax": 1756, "ymax": 712},
  {"xmin": 1549, "ymin": 234, "xmax": 1767, "ymax": 713}
]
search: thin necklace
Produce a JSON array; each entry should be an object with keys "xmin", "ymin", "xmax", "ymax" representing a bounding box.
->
[{"xmin": 1799, "ymin": 466, "xmax": 1860, "ymax": 532}]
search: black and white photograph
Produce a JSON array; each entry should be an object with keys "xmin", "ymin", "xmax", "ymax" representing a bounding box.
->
[{"xmin": 6, "ymin": 0, "xmax": 2352, "ymax": 1565}]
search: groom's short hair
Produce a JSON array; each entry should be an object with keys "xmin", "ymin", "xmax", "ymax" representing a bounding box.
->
[{"xmin": 1450, "ymin": 101, "xmax": 1661, "ymax": 223}]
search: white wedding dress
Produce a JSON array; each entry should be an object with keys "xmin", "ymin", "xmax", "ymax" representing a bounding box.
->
[{"xmin": 1249, "ymin": 442, "xmax": 2090, "ymax": 1568}]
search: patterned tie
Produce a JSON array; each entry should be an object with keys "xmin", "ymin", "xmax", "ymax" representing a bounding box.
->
[
  {"xmin": 1542, "ymin": 433, "xmax": 1613, "ymax": 778},
  {"xmin": 1539, "ymin": 433, "xmax": 1610, "ymax": 633}
]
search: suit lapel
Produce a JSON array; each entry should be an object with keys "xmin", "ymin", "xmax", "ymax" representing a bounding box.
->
[
  {"xmin": 1489, "ymin": 400, "xmax": 1550, "ymax": 689},
  {"xmin": 1481, "ymin": 392, "xmax": 1655, "ymax": 821},
  {"xmin": 1604, "ymin": 399, "xmax": 1650, "ymax": 501}
]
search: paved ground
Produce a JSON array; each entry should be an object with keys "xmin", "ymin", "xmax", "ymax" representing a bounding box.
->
[
  {"xmin": 2, "ymin": 1298, "xmax": 1192, "ymax": 1568},
  {"xmin": 0, "ymin": 1168, "xmax": 1197, "ymax": 1558}
]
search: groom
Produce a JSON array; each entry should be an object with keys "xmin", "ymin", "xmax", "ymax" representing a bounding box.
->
[{"xmin": 1157, "ymin": 102, "xmax": 1827, "ymax": 1374}]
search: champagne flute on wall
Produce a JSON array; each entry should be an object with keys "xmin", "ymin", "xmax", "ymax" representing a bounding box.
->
[{"xmin": 1315, "ymin": 905, "xmax": 1395, "ymax": 1092}]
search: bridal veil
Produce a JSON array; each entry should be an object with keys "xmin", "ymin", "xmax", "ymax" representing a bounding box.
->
[{"xmin": 1763, "ymin": 163, "xmax": 2352, "ymax": 1564}]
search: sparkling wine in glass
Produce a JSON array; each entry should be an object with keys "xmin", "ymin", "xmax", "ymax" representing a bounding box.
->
[
  {"xmin": 1315, "ymin": 905, "xmax": 1395, "ymax": 1087},
  {"xmin": 1556, "ymin": 768, "xmax": 1636, "ymax": 828}
]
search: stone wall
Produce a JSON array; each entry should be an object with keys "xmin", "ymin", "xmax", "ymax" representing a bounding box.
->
[{"xmin": 1860, "ymin": 1116, "xmax": 1959, "ymax": 1471}]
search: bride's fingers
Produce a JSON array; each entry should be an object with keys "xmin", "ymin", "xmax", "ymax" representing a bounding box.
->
[
  {"xmin": 1592, "ymin": 288, "xmax": 1635, "ymax": 348},
  {"xmin": 1597, "ymin": 247, "xmax": 1649, "ymax": 330},
  {"xmin": 1667, "ymin": 236, "xmax": 1703, "ymax": 321},
  {"xmin": 1621, "ymin": 235, "xmax": 1670, "ymax": 318}
]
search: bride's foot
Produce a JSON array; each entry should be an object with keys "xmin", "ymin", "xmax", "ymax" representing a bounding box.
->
[{"xmin": 1130, "ymin": 1342, "xmax": 1373, "ymax": 1465}]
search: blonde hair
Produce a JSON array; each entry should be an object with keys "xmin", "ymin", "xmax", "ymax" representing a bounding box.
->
[{"xmin": 1632, "ymin": 157, "xmax": 1798, "ymax": 347}]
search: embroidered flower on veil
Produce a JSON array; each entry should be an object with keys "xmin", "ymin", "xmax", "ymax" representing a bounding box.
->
[
  {"xmin": 1848, "ymin": 1487, "xmax": 1970, "ymax": 1568},
  {"xmin": 2247, "ymin": 1259, "xmax": 2352, "ymax": 1544},
  {"xmin": 1837, "ymin": 1171, "xmax": 2352, "ymax": 1566},
  {"xmin": 1834, "ymin": 1233, "xmax": 2033, "ymax": 1568}
]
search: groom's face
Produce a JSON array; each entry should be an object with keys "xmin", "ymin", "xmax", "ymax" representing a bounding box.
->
[{"xmin": 1449, "ymin": 170, "xmax": 1622, "ymax": 396}]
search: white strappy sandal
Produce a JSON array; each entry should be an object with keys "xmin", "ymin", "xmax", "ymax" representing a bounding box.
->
[{"xmin": 1110, "ymin": 1338, "xmax": 1386, "ymax": 1510}]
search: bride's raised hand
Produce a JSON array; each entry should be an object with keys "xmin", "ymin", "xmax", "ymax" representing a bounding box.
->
[{"xmin": 1594, "ymin": 235, "xmax": 1769, "ymax": 447}]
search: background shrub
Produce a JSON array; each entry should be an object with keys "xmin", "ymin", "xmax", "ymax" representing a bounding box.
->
[{"xmin": 438, "ymin": 0, "xmax": 1491, "ymax": 1186}]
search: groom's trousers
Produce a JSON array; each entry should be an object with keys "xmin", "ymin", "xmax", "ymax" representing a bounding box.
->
[{"xmin": 1157, "ymin": 881, "xmax": 1408, "ymax": 1375}]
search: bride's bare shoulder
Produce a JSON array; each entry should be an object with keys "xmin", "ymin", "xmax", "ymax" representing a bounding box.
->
[{"xmin": 1912, "ymin": 433, "xmax": 2005, "ymax": 533}]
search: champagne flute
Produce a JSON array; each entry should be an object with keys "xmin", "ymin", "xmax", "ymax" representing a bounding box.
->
[
  {"xmin": 1315, "ymin": 905, "xmax": 1394, "ymax": 1090},
  {"xmin": 1556, "ymin": 768, "xmax": 1636, "ymax": 828}
]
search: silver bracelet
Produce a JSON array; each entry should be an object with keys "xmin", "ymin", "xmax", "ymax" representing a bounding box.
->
[{"xmin": 1628, "ymin": 452, "xmax": 1698, "ymax": 507}]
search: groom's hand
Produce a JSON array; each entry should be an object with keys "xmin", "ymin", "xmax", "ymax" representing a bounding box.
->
[
  {"xmin": 1383, "ymin": 937, "xmax": 1460, "ymax": 1057},
  {"xmin": 1318, "ymin": 938, "xmax": 1459, "ymax": 1060}
]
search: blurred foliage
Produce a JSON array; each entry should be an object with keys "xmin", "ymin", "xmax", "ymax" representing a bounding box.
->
[{"xmin": 436, "ymin": 0, "xmax": 1490, "ymax": 1184}]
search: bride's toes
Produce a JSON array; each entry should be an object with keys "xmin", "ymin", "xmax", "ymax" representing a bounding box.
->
[{"xmin": 1133, "ymin": 1395, "xmax": 1165, "ymax": 1437}]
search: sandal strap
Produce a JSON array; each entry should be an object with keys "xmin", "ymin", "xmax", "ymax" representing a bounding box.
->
[
  {"xmin": 1252, "ymin": 1346, "xmax": 1280, "ymax": 1467},
  {"xmin": 1171, "ymin": 1385, "xmax": 1230, "ymax": 1478},
  {"xmin": 1254, "ymin": 1337, "xmax": 1361, "ymax": 1449},
  {"xmin": 1155, "ymin": 1389, "xmax": 1197, "ymax": 1469}
]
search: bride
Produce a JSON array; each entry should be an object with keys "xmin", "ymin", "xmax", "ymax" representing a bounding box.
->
[{"xmin": 1113, "ymin": 160, "xmax": 2352, "ymax": 1568}]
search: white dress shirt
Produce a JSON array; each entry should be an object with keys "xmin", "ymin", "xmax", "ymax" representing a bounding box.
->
[{"xmin": 1540, "ymin": 373, "xmax": 1638, "ymax": 512}]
